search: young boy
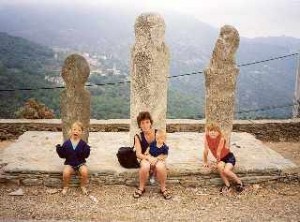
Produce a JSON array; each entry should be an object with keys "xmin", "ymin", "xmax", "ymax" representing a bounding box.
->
[
  {"xmin": 56, "ymin": 121, "xmax": 91, "ymax": 195},
  {"xmin": 203, "ymin": 122, "xmax": 244, "ymax": 194}
]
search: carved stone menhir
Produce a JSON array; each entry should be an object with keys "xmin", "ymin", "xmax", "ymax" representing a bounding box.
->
[
  {"xmin": 130, "ymin": 13, "xmax": 170, "ymax": 139},
  {"xmin": 60, "ymin": 54, "xmax": 91, "ymax": 142},
  {"xmin": 204, "ymin": 25, "xmax": 240, "ymax": 145}
]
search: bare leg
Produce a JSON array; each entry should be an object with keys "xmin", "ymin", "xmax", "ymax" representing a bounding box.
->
[
  {"xmin": 79, "ymin": 165, "xmax": 89, "ymax": 195},
  {"xmin": 62, "ymin": 165, "xmax": 74, "ymax": 194},
  {"xmin": 155, "ymin": 161, "xmax": 167, "ymax": 191},
  {"xmin": 155, "ymin": 161, "xmax": 172, "ymax": 199},
  {"xmin": 223, "ymin": 163, "xmax": 242, "ymax": 185},
  {"xmin": 217, "ymin": 161, "xmax": 230, "ymax": 187},
  {"xmin": 138, "ymin": 160, "xmax": 150, "ymax": 191}
]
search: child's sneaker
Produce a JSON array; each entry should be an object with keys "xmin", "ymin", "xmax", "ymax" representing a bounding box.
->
[{"xmin": 236, "ymin": 183, "xmax": 245, "ymax": 193}]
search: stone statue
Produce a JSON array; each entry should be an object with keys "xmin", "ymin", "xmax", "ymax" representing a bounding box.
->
[
  {"xmin": 61, "ymin": 54, "xmax": 91, "ymax": 142},
  {"xmin": 204, "ymin": 25, "xmax": 240, "ymax": 145},
  {"xmin": 130, "ymin": 13, "xmax": 170, "ymax": 139}
]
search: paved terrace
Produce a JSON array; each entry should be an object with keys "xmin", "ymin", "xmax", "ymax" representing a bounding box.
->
[{"xmin": 0, "ymin": 131, "xmax": 298, "ymax": 187}]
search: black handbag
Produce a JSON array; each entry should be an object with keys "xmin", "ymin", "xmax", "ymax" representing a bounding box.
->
[{"xmin": 116, "ymin": 146, "xmax": 140, "ymax": 168}]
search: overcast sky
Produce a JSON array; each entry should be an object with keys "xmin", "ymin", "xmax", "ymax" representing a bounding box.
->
[{"xmin": 1, "ymin": 0, "xmax": 300, "ymax": 38}]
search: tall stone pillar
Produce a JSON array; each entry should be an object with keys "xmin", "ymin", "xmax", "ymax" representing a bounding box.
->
[
  {"xmin": 204, "ymin": 25, "xmax": 240, "ymax": 145},
  {"xmin": 61, "ymin": 54, "xmax": 91, "ymax": 142},
  {"xmin": 130, "ymin": 13, "xmax": 170, "ymax": 139}
]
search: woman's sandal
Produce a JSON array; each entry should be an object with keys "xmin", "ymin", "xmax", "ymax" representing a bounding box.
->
[
  {"xmin": 133, "ymin": 188, "xmax": 145, "ymax": 198},
  {"xmin": 160, "ymin": 189, "xmax": 172, "ymax": 200}
]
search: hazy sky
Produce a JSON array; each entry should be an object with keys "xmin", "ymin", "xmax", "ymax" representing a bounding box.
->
[{"xmin": 1, "ymin": 0, "xmax": 300, "ymax": 38}]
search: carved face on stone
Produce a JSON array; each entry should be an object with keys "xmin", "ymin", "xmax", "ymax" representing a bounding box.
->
[
  {"xmin": 135, "ymin": 13, "xmax": 165, "ymax": 48},
  {"xmin": 61, "ymin": 54, "xmax": 90, "ymax": 87},
  {"xmin": 215, "ymin": 25, "xmax": 239, "ymax": 61}
]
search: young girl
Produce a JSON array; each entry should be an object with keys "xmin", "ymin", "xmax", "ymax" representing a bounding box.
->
[
  {"xmin": 203, "ymin": 122, "xmax": 244, "ymax": 194},
  {"xmin": 56, "ymin": 121, "xmax": 91, "ymax": 195}
]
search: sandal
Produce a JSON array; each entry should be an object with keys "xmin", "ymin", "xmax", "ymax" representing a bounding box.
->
[
  {"xmin": 160, "ymin": 189, "xmax": 172, "ymax": 200},
  {"xmin": 133, "ymin": 188, "xmax": 145, "ymax": 198}
]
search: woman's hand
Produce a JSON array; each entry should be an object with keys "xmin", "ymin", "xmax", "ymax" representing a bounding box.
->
[{"xmin": 148, "ymin": 156, "xmax": 158, "ymax": 165}]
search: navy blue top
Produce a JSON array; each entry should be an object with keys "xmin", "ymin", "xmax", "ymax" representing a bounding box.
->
[
  {"xmin": 149, "ymin": 142, "xmax": 169, "ymax": 157},
  {"xmin": 136, "ymin": 129, "xmax": 157, "ymax": 154},
  {"xmin": 56, "ymin": 139, "xmax": 90, "ymax": 167}
]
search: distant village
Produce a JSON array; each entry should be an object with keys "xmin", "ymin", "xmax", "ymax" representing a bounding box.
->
[{"xmin": 45, "ymin": 48, "xmax": 126, "ymax": 85}]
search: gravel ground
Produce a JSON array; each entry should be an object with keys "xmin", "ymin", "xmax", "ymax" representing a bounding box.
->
[
  {"xmin": 0, "ymin": 141, "xmax": 299, "ymax": 221},
  {"xmin": 0, "ymin": 181, "xmax": 300, "ymax": 221}
]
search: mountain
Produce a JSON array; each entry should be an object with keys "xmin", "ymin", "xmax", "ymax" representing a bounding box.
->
[
  {"xmin": 0, "ymin": 4, "xmax": 299, "ymax": 119},
  {"xmin": 0, "ymin": 32, "xmax": 62, "ymax": 118}
]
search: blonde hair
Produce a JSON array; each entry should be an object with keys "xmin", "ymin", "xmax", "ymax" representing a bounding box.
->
[
  {"xmin": 156, "ymin": 129, "xmax": 166, "ymax": 139},
  {"xmin": 205, "ymin": 122, "xmax": 222, "ymax": 135},
  {"xmin": 72, "ymin": 121, "xmax": 84, "ymax": 130}
]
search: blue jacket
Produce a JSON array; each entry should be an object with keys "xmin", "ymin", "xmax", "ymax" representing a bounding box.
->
[{"xmin": 56, "ymin": 139, "xmax": 90, "ymax": 167}]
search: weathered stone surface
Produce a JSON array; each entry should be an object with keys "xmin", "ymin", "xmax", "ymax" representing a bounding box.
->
[
  {"xmin": 61, "ymin": 54, "xmax": 91, "ymax": 142},
  {"xmin": 130, "ymin": 13, "xmax": 170, "ymax": 139},
  {"xmin": 205, "ymin": 25, "xmax": 240, "ymax": 144},
  {"xmin": 0, "ymin": 131, "xmax": 297, "ymax": 187},
  {"xmin": 22, "ymin": 178, "xmax": 43, "ymax": 186},
  {"xmin": 44, "ymin": 178, "xmax": 62, "ymax": 188}
]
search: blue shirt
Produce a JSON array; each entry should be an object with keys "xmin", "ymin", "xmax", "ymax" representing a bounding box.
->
[{"xmin": 149, "ymin": 142, "xmax": 169, "ymax": 157}]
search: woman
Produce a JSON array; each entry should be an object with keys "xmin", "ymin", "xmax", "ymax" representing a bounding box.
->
[{"xmin": 133, "ymin": 111, "xmax": 171, "ymax": 199}]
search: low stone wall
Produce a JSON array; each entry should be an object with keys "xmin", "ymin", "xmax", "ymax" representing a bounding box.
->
[
  {"xmin": 0, "ymin": 119, "xmax": 299, "ymax": 142},
  {"xmin": 2, "ymin": 170, "xmax": 298, "ymax": 188}
]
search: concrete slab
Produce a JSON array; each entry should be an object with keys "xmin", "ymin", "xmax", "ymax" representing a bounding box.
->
[{"xmin": 1, "ymin": 131, "xmax": 296, "ymax": 177}]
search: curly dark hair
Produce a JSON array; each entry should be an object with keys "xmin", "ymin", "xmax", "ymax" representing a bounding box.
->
[{"xmin": 137, "ymin": 111, "xmax": 153, "ymax": 128}]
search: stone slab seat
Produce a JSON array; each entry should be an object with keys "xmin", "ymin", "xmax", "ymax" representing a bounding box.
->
[{"xmin": 0, "ymin": 131, "xmax": 297, "ymax": 187}]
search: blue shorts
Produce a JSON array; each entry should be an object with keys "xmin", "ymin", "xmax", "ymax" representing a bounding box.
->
[{"xmin": 220, "ymin": 152, "xmax": 236, "ymax": 166}]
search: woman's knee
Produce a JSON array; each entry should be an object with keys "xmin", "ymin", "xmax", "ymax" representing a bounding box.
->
[{"xmin": 140, "ymin": 160, "xmax": 150, "ymax": 171}]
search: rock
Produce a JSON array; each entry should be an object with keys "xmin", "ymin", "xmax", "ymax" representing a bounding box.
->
[
  {"xmin": 44, "ymin": 178, "xmax": 62, "ymax": 188},
  {"xmin": 22, "ymin": 178, "xmax": 43, "ymax": 186},
  {"xmin": 253, "ymin": 184, "xmax": 260, "ymax": 191},
  {"xmin": 46, "ymin": 188, "xmax": 60, "ymax": 194},
  {"xmin": 89, "ymin": 195, "xmax": 99, "ymax": 203},
  {"xmin": 8, "ymin": 188, "xmax": 24, "ymax": 196}
]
